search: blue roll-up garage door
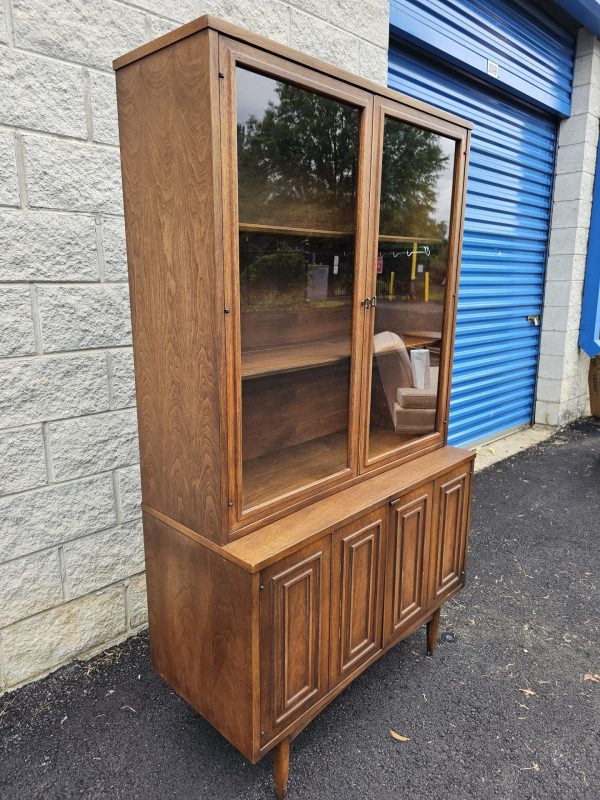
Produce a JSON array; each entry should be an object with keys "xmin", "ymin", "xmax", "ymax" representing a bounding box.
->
[{"xmin": 389, "ymin": 3, "xmax": 576, "ymax": 446}]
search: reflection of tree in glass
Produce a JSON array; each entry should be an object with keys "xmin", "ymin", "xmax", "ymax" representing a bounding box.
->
[
  {"xmin": 237, "ymin": 82, "xmax": 359, "ymax": 230},
  {"xmin": 248, "ymin": 245, "xmax": 306, "ymax": 293},
  {"xmin": 379, "ymin": 119, "xmax": 449, "ymax": 240}
]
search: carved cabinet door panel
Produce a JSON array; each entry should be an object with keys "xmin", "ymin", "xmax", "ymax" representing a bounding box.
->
[
  {"xmin": 428, "ymin": 465, "xmax": 472, "ymax": 604},
  {"xmin": 329, "ymin": 508, "xmax": 386, "ymax": 687},
  {"xmin": 383, "ymin": 485, "xmax": 431, "ymax": 646},
  {"xmin": 260, "ymin": 538, "xmax": 331, "ymax": 744}
]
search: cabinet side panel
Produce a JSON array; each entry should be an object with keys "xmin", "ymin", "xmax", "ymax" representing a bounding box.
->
[
  {"xmin": 143, "ymin": 512, "xmax": 255, "ymax": 760},
  {"xmin": 116, "ymin": 31, "xmax": 225, "ymax": 541}
]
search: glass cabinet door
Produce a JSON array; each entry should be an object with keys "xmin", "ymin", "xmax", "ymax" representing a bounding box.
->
[
  {"xmin": 232, "ymin": 65, "xmax": 368, "ymax": 513},
  {"xmin": 364, "ymin": 103, "xmax": 459, "ymax": 465}
]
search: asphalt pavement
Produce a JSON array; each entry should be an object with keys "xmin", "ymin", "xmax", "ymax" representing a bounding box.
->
[{"xmin": 1, "ymin": 417, "xmax": 599, "ymax": 800}]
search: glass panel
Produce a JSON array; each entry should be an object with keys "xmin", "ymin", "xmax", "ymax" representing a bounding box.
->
[
  {"xmin": 368, "ymin": 116, "xmax": 456, "ymax": 460},
  {"xmin": 236, "ymin": 67, "xmax": 359, "ymax": 510}
]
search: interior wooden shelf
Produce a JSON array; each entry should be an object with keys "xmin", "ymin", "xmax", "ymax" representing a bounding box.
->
[
  {"xmin": 239, "ymin": 222, "xmax": 354, "ymax": 238},
  {"xmin": 239, "ymin": 224, "xmax": 444, "ymax": 245},
  {"xmin": 242, "ymin": 336, "xmax": 350, "ymax": 379},
  {"xmin": 242, "ymin": 426, "xmax": 415, "ymax": 510},
  {"xmin": 243, "ymin": 430, "xmax": 349, "ymax": 509},
  {"xmin": 378, "ymin": 234, "xmax": 443, "ymax": 243},
  {"xmin": 242, "ymin": 333, "xmax": 441, "ymax": 380},
  {"xmin": 369, "ymin": 425, "xmax": 417, "ymax": 459}
]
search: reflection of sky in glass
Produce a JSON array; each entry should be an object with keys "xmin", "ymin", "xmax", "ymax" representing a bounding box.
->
[
  {"xmin": 236, "ymin": 68, "xmax": 278, "ymax": 128},
  {"xmin": 434, "ymin": 138, "xmax": 456, "ymax": 229}
]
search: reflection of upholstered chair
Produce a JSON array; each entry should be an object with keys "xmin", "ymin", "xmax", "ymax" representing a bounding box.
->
[{"xmin": 373, "ymin": 331, "xmax": 438, "ymax": 435}]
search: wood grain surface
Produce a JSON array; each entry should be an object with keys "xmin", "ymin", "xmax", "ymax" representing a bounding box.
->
[
  {"xmin": 116, "ymin": 31, "xmax": 227, "ymax": 543},
  {"xmin": 225, "ymin": 445, "xmax": 474, "ymax": 572},
  {"xmin": 143, "ymin": 511, "xmax": 257, "ymax": 760},
  {"xmin": 329, "ymin": 508, "xmax": 386, "ymax": 685}
]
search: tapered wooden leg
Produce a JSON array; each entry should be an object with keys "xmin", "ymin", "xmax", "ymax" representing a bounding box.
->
[
  {"xmin": 273, "ymin": 737, "xmax": 291, "ymax": 799},
  {"xmin": 427, "ymin": 609, "xmax": 441, "ymax": 656}
]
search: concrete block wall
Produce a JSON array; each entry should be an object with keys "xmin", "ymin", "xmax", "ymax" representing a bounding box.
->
[
  {"xmin": 536, "ymin": 28, "xmax": 599, "ymax": 426},
  {"xmin": 0, "ymin": 0, "xmax": 391, "ymax": 692}
]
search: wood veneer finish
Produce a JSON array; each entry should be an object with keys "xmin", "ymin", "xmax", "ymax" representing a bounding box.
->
[
  {"xmin": 225, "ymin": 446, "xmax": 473, "ymax": 572},
  {"xmin": 114, "ymin": 19, "xmax": 475, "ymax": 796},
  {"xmin": 329, "ymin": 508, "xmax": 386, "ymax": 685},
  {"xmin": 143, "ymin": 511, "xmax": 257, "ymax": 761},
  {"xmin": 273, "ymin": 738, "xmax": 291, "ymax": 800},
  {"xmin": 259, "ymin": 539, "xmax": 331, "ymax": 743},
  {"xmin": 240, "ymin": 305, "xmax": 350, "ymax": 351},
  {"xmin": 242, "ymin": 337, "xmax": 350, "ymax": 379},
  {"xmin": 141, "ymin": 455, "xmax": 473, "ymax": 767},
  {"xmin": 116, "ymin": 30, "xmax": 228, "ymax": 543},
  {"xmin": 242, "ymin": 430, "xmax": 350, "ymax": 509},
  {"xmin": 383, "ymin": 485, "xmax": 432, "ymax": 646}
]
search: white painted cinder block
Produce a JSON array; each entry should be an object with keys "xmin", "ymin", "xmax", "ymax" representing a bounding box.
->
[
  {"xmin": 329, "ymin": 0, "xmax": 390, "ymax": 47},
  {"xmin": 571, "ymin": 80, "xmax": 600, "ymax": 117},
  {"xmin": 536, "ymin": 377, "xmax": 563, "ymax": 404},
  {"xmin": 37, "ymin": 284, "xmax": 132, "ymax": 352},
  {"xmin": 537, "ymin": 353, "xmax": 564, "ymax": 381},
  {"xmin": 0, "ymin": 210, "xmax": 99, "ymax": 282},
  {"xmin": 89, "ymin": 70, "xmax": 119, "ymax": 147},
  {"xmin": 0, "ymin": 0, "xmax": 390, "ymax": 691},
  {"xmin": 0, "ymin": 426, "xmax": 47, "ymax": 495},
  {"xmin": 0, "ymin": 586, "xmax": 126, "ymax": 687},
  {"xmin": 0, "ymin": 47, "xmax": 87, "ymax": 138},
  {"xmin": 291, "ymin": 10, "xmax": 360, "ymax": 72},
  {"xmin": 0, "ymin": 131, "xmax": 20, "ymax": 207},
  {"xmin": 147, "ymin": 15, "xmax": 180, "ymax": 39},
  {"xmin": 127, "ymin": 572, "xmax": 148, "ymax": 628},
  {"xmin": 0, "ymin": 287, "xmax": 36, "ymax": 357},
  {"xmin": 204, "ymin": 0, "xmax": 291, "ymax": 47},
  {"xmin": 63, "ymin": 520, "xmax": 144, "ymax": 598},
  {"xmin": 537, "ymin": 28, "xmax": 597, "ymax": 432},
  {"xmin": 108, "ymin": 348, "xmax": 136, "ymax": 409},
  {"xmin": 545, "ymin": 253, "xmax": 587, "ymax": 282},
  {"xmin": 555, "ymin": 139, "xmax": 598, "ymax": 175},
  {"xmin": 534, "ymin": 399, "xmax": 560, "ymax": 427},
  {"xmin": 47, "ymin": 408, "xmax": 139, "ymax": 481},
  {"xmin": 12, "ymin": 0, "xmax": 148, "ymax": 71},
  {"xmin": 23, "ymin": 135, "xmax": 123, "ymax": 215},
  {"xmin": 551, "ymin": 198, "xmax": 592, "ymax": 230},
  {"xmin": 553, "ymin": 169, "xmax": 594, "ymax": 202},
  {"xmin": 0, "ymin": 474, "xmax": 116, "ymax": 561},
  {"xmin": 0, "ymin": 550, "xmax": 63, "ymax": 628},
  {"xmin": 547, "ymin": 225, "xmax": 590, "ymax": 258},
  {"xmin": 0, "ymin": 353, "xmax": 109, "ymax": 428},
  {"xmin": 101, "ymin": 217, "xmax": 128, "ymax": 282},
  {"xmin": 557, "ymin": 112, "xmax": 599, "ymax": 148},
  {"xmin": 116, "ymin": 464, "xmax": 142, "ymax": 522},
  {"xmin": 0, "ymin": 3, "xmax": 7, "ymax": 44},
  {"xmin": 130, "ymin": 0, "xmax": 197, "ymax": 23},
  {"xmin": 358, "ymin": 41, "xmax": 390, "ymax": 84}
]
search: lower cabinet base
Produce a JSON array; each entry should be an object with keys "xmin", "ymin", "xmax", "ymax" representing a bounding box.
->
[
  {"xmin": 268, "ymin": 606, "xmax": 446, "ymax": 798},
  {"xmin": 142, "ymin": 447, "xmax": 474, "ymax": 796}
]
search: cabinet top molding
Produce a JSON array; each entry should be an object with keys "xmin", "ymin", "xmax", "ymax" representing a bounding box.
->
[{"xmin": 113, "ymin": 14, "xmax": 473, "ymax": 131}]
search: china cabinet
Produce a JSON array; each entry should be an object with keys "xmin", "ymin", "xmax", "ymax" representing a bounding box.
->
[{"xmin": 114, "ymin": 16, "xmax": 474, "ymax": 798}]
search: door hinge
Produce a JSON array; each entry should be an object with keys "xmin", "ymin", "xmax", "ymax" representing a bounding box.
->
[{"xmin": 362, "ymin": 296, "xmax": 377, "ymax": 310}]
